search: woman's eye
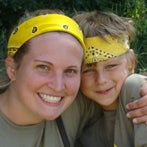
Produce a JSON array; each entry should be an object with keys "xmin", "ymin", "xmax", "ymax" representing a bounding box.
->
[
  {"xmin": 37, "ymin": 65, "xmax": 49, "ymax": 71},
  {"xmin": 65, "ymin": 69, "xmax": 78, "ymax": 75}
]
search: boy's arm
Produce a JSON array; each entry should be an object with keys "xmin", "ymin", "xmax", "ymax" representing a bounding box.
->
[
  {"xmin": 114, "ymin": 74, "xmax": 147, "ymax": 147},
  {"xmin": 126, "ymin": 81, "xmax": 147, "ymax": 124}
]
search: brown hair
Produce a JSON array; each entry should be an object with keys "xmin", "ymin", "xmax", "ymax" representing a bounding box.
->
[
  {"xmin": 73, "ymin": 11, "xmax": 135, "ymax": 41},
  {"xmin": 73, "ymin": 10, "xmax": 137, "ymax": 72}
]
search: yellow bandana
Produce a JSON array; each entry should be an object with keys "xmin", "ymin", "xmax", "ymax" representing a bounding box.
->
[
  {"xmin": 8, "ymin": 14, "xmax": 85, "ymax": 57},
  {"xmin": 84, "ymin": 36, "xmax": 129, "ymax": 64}
]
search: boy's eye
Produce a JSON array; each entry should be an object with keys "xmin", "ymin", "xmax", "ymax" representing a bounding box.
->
[
  {"xmin": 82, "ymin": 68, "xmax": 95, "ymax": 74},
  {"xmin": 106, "ymin": 64, "xmax": 118, "ymax": 69}
]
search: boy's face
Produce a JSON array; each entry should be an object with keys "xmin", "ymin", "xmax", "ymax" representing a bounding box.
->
[{"xmin": 81, "ymin": 55, "xmax": 130, "ymax": 110}]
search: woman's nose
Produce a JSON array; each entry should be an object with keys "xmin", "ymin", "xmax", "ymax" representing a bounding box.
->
[{"xmin": 48, "ymin": 73, "xmax": 65, "ymax": 92}]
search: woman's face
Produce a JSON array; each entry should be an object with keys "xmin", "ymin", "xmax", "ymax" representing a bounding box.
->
[
  {"xmin": 7, "ymin": 32, "xmax": 83, "ymax": 123},
  {"xmin": 81, "ymin": 55, "xmax": 130, "ymax": 110}
]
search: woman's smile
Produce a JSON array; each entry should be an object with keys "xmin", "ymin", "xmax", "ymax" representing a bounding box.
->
[{"xmin": 39, "ymin": 93, "xmax": 62, "ymax": 103}]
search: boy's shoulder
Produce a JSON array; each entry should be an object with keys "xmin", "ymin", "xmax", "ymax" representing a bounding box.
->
[
  {"xmin": 119, "ymin": 73, "xmax": 146, "ymax": 108},
  {"xmin": 124, "ymin": 73, "xmax": 146, "ymax": 87}
]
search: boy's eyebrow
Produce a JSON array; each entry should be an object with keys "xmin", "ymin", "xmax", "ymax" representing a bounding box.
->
[{"xmin": 85, "ymin": 62, "xmax": 97, "ymax": 67}]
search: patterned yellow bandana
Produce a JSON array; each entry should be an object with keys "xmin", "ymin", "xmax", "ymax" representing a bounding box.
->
[
  {"xmin": 84, "ymin": 36, "xmax": 129, "ymax": 64},
  {"xmin": 8, "ymin": 14, "xmax": 85, "ymax": 57}
]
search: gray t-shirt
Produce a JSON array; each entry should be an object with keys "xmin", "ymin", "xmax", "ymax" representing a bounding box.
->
[
  {"xmin": 114, "ymin": 74, "xmax": 147, "ymax": 147},
  {"xmin": 75, "ymin": 74, "xmax": 147, "ymax": 147},
  {"xmin": 75, "ymin": 110, "xmax": 115, "ymax": 147},
  {"xmin": 0, "ymin": 92, "xmax": 102, "ymax": 147}
]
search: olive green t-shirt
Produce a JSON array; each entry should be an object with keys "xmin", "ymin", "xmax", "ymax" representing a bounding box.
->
[
  {"xmin": 75, "ymin": 74, "xmax": 147, "ymax": 147},
  {"xmin": 114, "ymin": 74, "xmax": 147, "ymax": 147},
  {"xmin": 0, "ymin": 92, "xmax": 101, "ymax": 147}
]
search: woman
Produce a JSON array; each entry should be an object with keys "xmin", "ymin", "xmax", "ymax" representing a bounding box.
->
[
  {"xmin": 0, "ymin": 9, "xmax": 92, "ymax": 147},
  {"xmin": 0, "ymin": 9, "xmax": 146, "ymax": 147}
]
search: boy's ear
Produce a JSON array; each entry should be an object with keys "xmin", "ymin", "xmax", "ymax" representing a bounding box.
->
[
  {"xmin": 5, "ymin": 57, "xmax": 16, "ymax": 81},
  {"xmin": 128, "ymin": 49, "xmax": 136, "ymax": 73}
]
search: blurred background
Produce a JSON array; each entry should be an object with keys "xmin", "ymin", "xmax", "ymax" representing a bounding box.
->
[{"xmin": 0, "ymin": 0, "xmax": 147, "ymax": 73}]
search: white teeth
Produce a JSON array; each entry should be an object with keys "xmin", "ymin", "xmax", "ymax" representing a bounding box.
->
[{"xmin": 40, "ymin": 94, "xmax": 61, "ymax": 103}]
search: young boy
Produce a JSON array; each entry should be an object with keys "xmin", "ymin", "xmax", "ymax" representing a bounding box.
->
[{"xmin": 74, "ymin": 11, "xmax": 147, "ymax": 147}]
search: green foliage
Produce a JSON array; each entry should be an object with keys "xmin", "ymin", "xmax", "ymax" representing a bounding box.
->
[
  {"xmin": 0, "ymin": 0, "xmax": 147, "ymax": 72},
  {"xmin": 123, "ymin": 0, "xmax": 147, "ymax": 72}
]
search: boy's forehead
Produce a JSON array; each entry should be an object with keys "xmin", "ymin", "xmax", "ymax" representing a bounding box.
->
[
  {"xmin": 84, "ymin": 36, "xmax": 129, "ymax": 64},
  {"xmin": 84, "ymin": 55, "xmax": 125, "ymax": 67}
]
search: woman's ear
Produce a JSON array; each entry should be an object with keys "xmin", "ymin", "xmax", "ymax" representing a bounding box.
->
[{"xmin": 5, "ymin": 57, "xmax": 16, "ymax": 81}]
